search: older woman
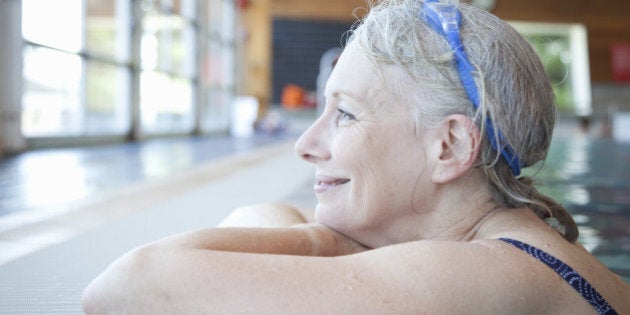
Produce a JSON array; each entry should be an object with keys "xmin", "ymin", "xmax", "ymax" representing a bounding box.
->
[{"xmin": 82, "ymin": 0, "xmax": 629, "ymax": 314}]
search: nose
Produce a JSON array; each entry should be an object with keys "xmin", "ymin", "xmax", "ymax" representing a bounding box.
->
[{"xmin": 295, "ymin": 114, "xmax": 331, "ymax": 163}]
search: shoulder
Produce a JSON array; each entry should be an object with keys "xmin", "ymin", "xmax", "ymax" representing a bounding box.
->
[
  {"xmin": 357, "ymin": 238, "xmax": 630, "ymax": 314},
  {"xmin": 332, "ymin": 240, "xmax": 533, "ymax": 313},
  {"xmin": 340, "ymin": 239, "xmax": 606, "ymax": 314}
]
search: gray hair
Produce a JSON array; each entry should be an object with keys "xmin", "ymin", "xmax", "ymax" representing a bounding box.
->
[{"xmin": 349, "ymin": 0, "xmax": 578, "ymax": 242}]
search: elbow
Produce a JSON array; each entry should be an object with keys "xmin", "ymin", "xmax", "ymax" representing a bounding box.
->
[
  {"xmin": 82, "ymin": 270, "xmax": 117, "ymax": 314},
  {"xmin": 81, "ymin": 280, "xmax": 106, "ymax": 315},
  {"xmin": 82, "ymin": 244, "xmax": 159, "ymax": 314},
  {"xmin": 82, "ymin": 270, "xmax": 127, "ymax": 315}
]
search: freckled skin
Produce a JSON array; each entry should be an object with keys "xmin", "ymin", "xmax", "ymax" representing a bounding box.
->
[{"xmin": 296, "ymin": 42, "xmax": 434, "ymax": 247}]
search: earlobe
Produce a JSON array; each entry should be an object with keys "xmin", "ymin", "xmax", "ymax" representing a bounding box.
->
[{"xmin": 431, "ymin": 115, "xmax": 481, "ymax": 184}]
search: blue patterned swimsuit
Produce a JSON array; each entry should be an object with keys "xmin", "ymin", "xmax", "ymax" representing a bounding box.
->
[{"xmin": 499, "ymin": 238, "xmax": 617, "ymax": 315}]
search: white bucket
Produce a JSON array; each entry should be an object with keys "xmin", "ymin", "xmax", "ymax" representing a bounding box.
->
[{"xmin": 230, "ymin": 96, "xmax": 259, "ymax": 138}]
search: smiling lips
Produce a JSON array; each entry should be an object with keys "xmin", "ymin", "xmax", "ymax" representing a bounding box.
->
[{"xmin": 314, "ymin": 177, "xmax": 350, "ymax": 194}]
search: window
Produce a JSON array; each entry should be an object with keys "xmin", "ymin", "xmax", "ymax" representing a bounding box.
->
[
  {"xmin": 202, "ymin": 0, "xmax": 236, "ymax": 132},
  {"xmin": 510, "ymin": 22, "xmax": 592, "ymax": 117},
  {"xmin": 21, "ymin": 0, "xmax": 235, "ymax": 140},
  {"xmin": 139, "ymin": 0, "xmax": 196, "ymax": 134}
]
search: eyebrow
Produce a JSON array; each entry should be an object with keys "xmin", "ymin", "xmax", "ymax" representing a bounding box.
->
[{"xmin": 329, "ymin": 90, "xmax": 363, "ymax": 103}]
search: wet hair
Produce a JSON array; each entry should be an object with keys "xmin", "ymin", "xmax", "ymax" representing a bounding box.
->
[{"xmin": 349, "ymin": 0, "xmax": 579, "ymax": 242}]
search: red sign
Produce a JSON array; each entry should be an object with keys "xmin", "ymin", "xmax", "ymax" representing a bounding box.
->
[
  {"xmin": 236, "ymin": 0, "xmax": 248, "ymax": 10},
  {"xmin": 611, "ymin": 44, "xmax": 630, "ymax": 82}
]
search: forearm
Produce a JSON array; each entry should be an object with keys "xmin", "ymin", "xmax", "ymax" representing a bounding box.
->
[
  {"xmin": 166, "ymin": 225, "xmax": 329, "ymax": 256},
  {"xmin": 164, "ymin": 222, "xmax": 366, "ymax": 256},
  {"xmin": 83, "ymin": 203, "xmax": 367, "ymax": 313},
  {"xmin": 196, "ymin": 203, "xmax": 356, "ymax": 256},
  {"xmin": 82, "ymin": 225, "xmax": 368, "ymax": 314}
]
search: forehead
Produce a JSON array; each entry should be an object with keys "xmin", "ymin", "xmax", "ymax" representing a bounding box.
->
[
  {"xmin": 326, "ymin": 42, "xmax": 413, "ymax": 109},
  {"xmin": 325, "ymin": 41, "xmax": 380, "ymax": 100}
]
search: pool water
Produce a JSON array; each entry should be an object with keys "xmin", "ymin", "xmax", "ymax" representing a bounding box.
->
[{"xmin": 532, "ymin": 131, "xmax": 630, "ymax": 283}]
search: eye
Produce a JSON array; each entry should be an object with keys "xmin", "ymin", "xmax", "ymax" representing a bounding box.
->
[{"xmin": 336, "ymin": 108, "xmax": 356, "ymax": 122}]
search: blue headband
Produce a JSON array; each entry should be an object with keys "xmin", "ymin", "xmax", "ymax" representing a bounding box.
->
[{"xmin": 422, "ymin": 0, "xmax": 522, "ymax": 176}]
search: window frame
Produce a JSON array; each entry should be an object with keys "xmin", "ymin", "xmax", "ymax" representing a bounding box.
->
[{"xmin": 21, "ymin": 0, "xmax": 236, "ymax": 148}]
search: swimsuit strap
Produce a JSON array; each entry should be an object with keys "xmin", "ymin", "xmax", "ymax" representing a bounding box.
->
[{"xmin": 499, "ymin": 238, "xmax": 617, "ymax": 315}]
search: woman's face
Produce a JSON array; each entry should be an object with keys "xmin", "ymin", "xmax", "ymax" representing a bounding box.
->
[{"xmin": 295, "ymin": 42, "xmax": 435, "ymax": 246}]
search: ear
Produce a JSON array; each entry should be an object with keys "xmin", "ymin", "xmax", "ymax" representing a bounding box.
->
[{"xmin": 431, "ymin": 115, "xmax": 481, "ymax": 184}]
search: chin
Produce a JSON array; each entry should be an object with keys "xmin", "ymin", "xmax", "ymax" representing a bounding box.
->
[
  {"xmin": 313, "ymin": 203, "xmax": 330, "ymax": 225},
  {"xmin": 314, "ymin": 203, "xmax": 347, "ymax": 230},
  {"xmin": 315, "ymin": 203, "xmax": 366, "ymax": 240}
]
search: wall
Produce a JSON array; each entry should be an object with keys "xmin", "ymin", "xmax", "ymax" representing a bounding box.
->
[
  {"xmin": 238, "ymin": 0, "xmax": 630, "ymax": 113},
  {"xmin": 272, "ymin": 19, "xmax": 351, "ymax": 103},
  {"xmin": 238, "ymin": 0, "xmax": 273, "ymax": 111},
  {"xmin": 272, "ymin": 0, "xmax": 367, "ymax": 22},
  {"xmin": 270, "ymin": 0, "xmax": 630, "ymax": 83},
  {"xmin": 252, "ymin": 0, "xmax": 630, "ymax": 117}
]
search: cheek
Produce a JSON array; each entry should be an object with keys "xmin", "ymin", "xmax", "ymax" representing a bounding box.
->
[
  {"xmin": 332, "ymin": 124, "xmax": 385, "ymax": 162},
  {"xmin": 332, "ymin": 130, "xmax": 384, "ymax": 188},
  {"xmin": 359, "ymin": 139, "xmax": 428, "ymax": 207},
  {"xmin": 330, "ymin": 122, "xmax": 426, "ymax": 194},
  {"xmin": 338, "ymin": 137, "xmax": 403, "ymax": 206}
]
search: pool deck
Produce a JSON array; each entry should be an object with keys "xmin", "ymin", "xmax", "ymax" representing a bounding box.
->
[{"xmin": 0, "ymin": 139, "xmax": 317, "ymax": 314}]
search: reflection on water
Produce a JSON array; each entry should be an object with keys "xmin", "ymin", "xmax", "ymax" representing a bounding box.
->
[
  {"xmin": 533, "ymin": 131, "xmax": 630, "ymax": 282},
  {"xmin": 18, "ymin": 152, "xmax": 89, "ymax": 208},
  {"xmin": 0, "ymin": 136, "xmax": 287, "ymax": 220}
]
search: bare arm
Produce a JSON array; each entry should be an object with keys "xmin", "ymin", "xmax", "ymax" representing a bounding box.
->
[
  {"xmin": 82, "ymin": 204, "xmax": 630, "ymax": 314},
  {"xmin": 218, "ymin": 203, "xmax": 313, "ymax": 228},
  {"xmin": 82, "ymin": 204, "xmax": 367, "ymax": 314},
  {"xmin": 155, "ymin": 223, "xmax": 367, "ymax": 257},
  {"xmin": 82, "ymin": 235, "xmax": 564, "ymax": 314}
]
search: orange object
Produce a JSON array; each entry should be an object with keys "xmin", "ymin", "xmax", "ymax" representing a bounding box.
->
[{"xmin": 281, "ymin": 84, "xmax": 305, "ymax": 109}]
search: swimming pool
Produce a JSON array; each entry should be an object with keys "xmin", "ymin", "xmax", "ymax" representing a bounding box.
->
[{"xmin": 533, "ymin": 129, "xmax": 630, "ymax": 283}]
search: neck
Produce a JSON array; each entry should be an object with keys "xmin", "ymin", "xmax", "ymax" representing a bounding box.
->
[{"xmin": 385, "ymin": 172, "xmax": 506, "ymax": 245}]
